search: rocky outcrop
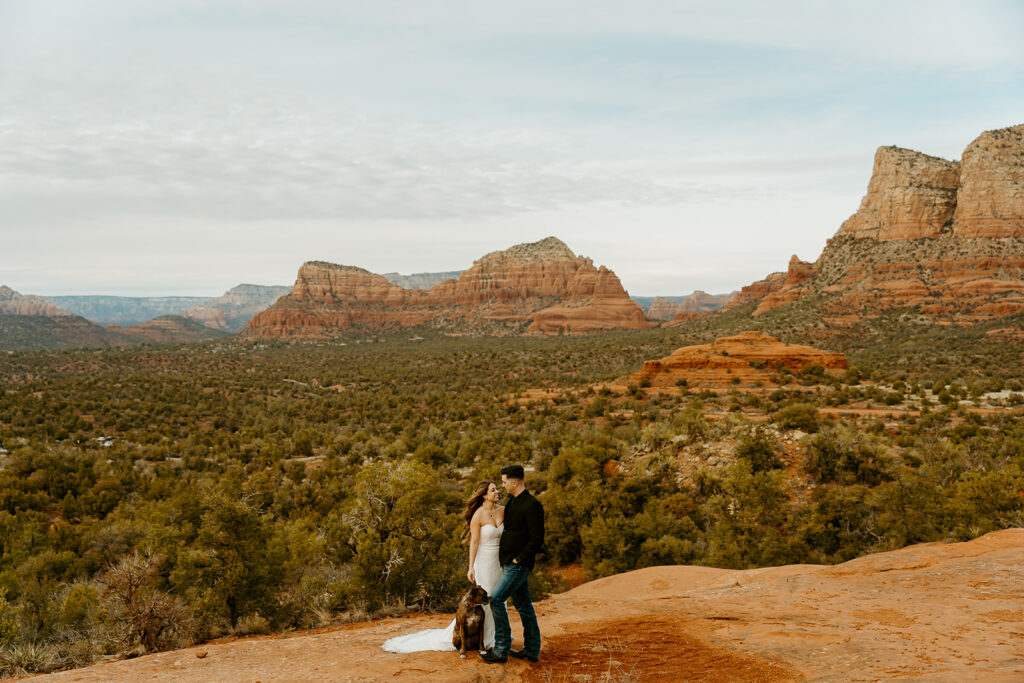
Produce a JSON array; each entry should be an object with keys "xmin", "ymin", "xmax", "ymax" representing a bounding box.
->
[
  {"xmin": 752, "ymin": 256, "xmax": 813, "ymax": 316},
  {"xmin": 720, "ymin": 271, "xmax": 788, "ymax": 312},
  {"xmin": 0, "ymin": 286, "xmax": 73, "ymax": 317},
  {"xmin": 247, "ymin": 237, "xmax": 654, "ymax": 338},
  {"xmin": 729, "ymin": 124, "xmax": 1024, "ymax": 325},
  {"xmin": 381, "ymin": 271, "xmax": 462, "ymax": 290},
  {"xmin": 37, "ymin": 530, "xmax": 1024, "ymax": 682},
  {"xmin": 953, "ymin": 125, "xmax": 1024, "ymax": 238},
  {"xmin": 838, "ymin": 147, "xmax": 959, "ymax": 240},
  {"xmin": 627, "ymin": 331, "xmax": 846, "ymax": 391},
  {"xmin": 181, "ymin": 284, "xmax": 291, "ymax": 333}
]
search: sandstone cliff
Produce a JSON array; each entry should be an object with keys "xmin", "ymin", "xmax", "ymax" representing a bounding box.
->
[
  {"xmin": 246, "ymin": 237, "xmax": 654, "ymax": 338},
  {"xmin": 181, "ymin": 284, "xmax": 291, "ymax": 332},
  {"xmin": 732, "ymin": 123, "xmax": 1024, "ymax": 324},
  {"xmin": 0, "ymin": 285, "xmax": 73, "ymax": 317}
]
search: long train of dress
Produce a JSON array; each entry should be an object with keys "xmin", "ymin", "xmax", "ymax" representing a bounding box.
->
[{"xmin": 381, "ymin": 523, "xmax": 503, "ymax": 653}]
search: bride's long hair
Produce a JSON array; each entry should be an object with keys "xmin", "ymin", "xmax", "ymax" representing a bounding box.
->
[{"xmin": 462, "ymin": 480, "xmax": 495, "ymax": 540}]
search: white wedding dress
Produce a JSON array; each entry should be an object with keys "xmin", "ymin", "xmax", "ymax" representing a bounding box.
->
[{"xmin": 382, "ymin": 523, "xmax": 503, "ymax": 653}]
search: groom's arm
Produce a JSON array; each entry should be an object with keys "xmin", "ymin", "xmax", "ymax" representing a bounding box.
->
[{"xmin": 516, "ymin": 499, "xmax": 545, "ymax": 566}]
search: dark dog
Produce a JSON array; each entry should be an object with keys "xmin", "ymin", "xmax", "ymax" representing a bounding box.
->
[{"xmin": 452, "ymin": 585, "xmax": 490, "ymax": 658}]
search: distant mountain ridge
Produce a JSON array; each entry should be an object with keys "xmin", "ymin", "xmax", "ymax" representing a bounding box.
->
[
  {"xmin": 634, "ymin": 291, "xmax": 736, "ymax": 320},
  {"xmin": 247, "ymin": 237, "xmax": 654, "ymax": 338},
  {"xmin": 381, "ymin": 271, "xmax": 462, "ymax": 290},
  {"xmin": 47, "ymin": 295, "xmax": 211, "ymax": 326}
]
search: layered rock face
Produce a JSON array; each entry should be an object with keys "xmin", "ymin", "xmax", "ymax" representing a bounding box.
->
[
  {"xmin": 954, "ymin": 125, "xmax": 1024, "ymax": 238},
  {"xmin": 837, "ymin": 147, "xmax": 959, "ymax": 240},
  {"xmin": 246, "ymin": 237, "xmax": 653, "ymax": 338},
  {"xmin": 181, "ymin": 284, "xmax": 291, "ymax": 332},
  {"xmin": 733, "ymin": 124, "xmax": 1024, "ymax": 324},
  {"xmin": 0, "ymin": 286, "xmax": 73, "ymax": 317},
  {"xmin": 627, "ymin": 331, "xmax": 847, "ymax": 391}
]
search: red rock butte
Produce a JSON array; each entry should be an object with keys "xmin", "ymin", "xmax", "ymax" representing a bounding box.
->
[
  {"xmin": 732, "ymin": 123, "xmax": 1024, "ymax": 324},
  {"xmin": 246, "ymin": 237, "xmax": 654, "ymax": 338},
  {"xmin": 629, "ymin": 331, "xmax": 847, "ymax": 390}
]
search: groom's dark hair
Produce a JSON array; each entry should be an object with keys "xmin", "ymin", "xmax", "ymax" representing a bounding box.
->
[{"xmin": 500, "ymin": 464, "xmax": 525, "ymax": 480}]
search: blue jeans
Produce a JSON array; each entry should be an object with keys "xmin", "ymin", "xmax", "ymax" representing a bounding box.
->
[{"xmin": 489, "ymin": 563, "xmax": 540, "ymax": 657}]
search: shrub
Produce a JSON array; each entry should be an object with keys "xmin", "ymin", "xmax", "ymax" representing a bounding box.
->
[
  {"xmin": 772, "ymin": 402, "xmax": 820, "ymax": 432},
  {"xmin": 99, "ymin": 551, "xmax": 195, "ymax": 654}
]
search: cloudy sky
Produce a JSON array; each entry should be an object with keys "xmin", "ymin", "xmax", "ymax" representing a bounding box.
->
[{"xmin": 2, "ymin": 1, "xmax": 1023, "ymax": 297}]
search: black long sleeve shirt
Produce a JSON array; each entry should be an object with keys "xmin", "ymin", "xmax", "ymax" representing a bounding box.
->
[{"xmin": 499, "ymin": 489, "xmax": 545, "ymax": 569}]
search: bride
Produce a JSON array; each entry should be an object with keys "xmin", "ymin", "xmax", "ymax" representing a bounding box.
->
[{"xmin": 382, "ymin": 480, "xmax": 504, "ymax": 653}]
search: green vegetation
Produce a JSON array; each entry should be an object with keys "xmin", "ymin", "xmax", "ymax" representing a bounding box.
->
[{"xmin": 0, "ymin": 312, "xmax": 1022, "ymax": 674}]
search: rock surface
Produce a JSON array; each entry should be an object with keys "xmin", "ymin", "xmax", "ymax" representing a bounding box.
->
[
  {"xmin": 954, "ymin": 125, "xmax": 1024, "ymax": 238},
  {"xmin": 41, "ymin": 529, "xmax": 1024, "ymax": 682},
  {"xmin": 180, "ymin": 284, "xmax": 291, "ymax": 333},
  {"xmin": 246, "ymin": 237, "xmax": 653, "ymax": 338},
  {"xmin": 838, "ymin": 146, "xmax": 960, "ymax": 241},
  {"xmin": 730, "ymin": 123, "xmax": 1024, "ymax": 324},
  {"xmin": 627, "ymin": 331, "xmax": 847, "ymax": 390},
  {"xmin": 0, "ymin": 285, "xmax": 73, "ymax": 317}
]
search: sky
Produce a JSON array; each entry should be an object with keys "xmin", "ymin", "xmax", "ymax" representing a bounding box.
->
[{"xmin": 2, "ymin": 1, "xmax": 1023, "ymax": 297}]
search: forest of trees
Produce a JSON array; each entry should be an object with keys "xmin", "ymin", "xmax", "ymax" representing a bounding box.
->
[{"xmin": 0, "ymin": 314, "xmax": 1022, "ymax": 675}]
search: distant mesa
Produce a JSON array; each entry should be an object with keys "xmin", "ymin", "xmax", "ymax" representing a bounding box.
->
[
  {"xmin": 639, "ymin": 291, "xmax": 736, "ymax": 321},
  {"xmin": 180, "ymin": 284, "xmax": 292, "ymax": 333},
  {"xmin": 381, "ymin": 271, "xmax": 462, "ymax": 290},
  {"xmin": 730, "ymin": 123, "xmax": 1024, "ymax": 324},
  {"xmin": 246, "ymin": 237, "xmax": 655, "ymax": 338},
  {"xmin": 45, "ymin": 294, "xmax": 211, "ymax": 327},
  {"xmin": 626, "ymin": 331, "xmax": 847, "ymax": 391}
]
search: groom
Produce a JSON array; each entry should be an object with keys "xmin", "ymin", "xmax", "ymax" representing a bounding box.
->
[{"xmin": 481, "ymin": 464, "xmax": 545, "ymax": 664}]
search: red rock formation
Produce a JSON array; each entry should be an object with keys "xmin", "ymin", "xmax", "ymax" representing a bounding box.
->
[
  {"xmin": 0, "ymin": 286, "xmax": 73, "ymax": 317},
  {"xmin": 953, "ymin": 124, "xmax": 1024, "ymax": 238},
  {"xmin": 721, "ymin": 271, "xmax": 788, "ymax": 312},
  {"xmin": 838, "ymin": 147, "xmax": 959, "ymax": 240},
  {"xmin": 247, "ymin": 237, "xmax": 654, "ymax": 338},
  {"xmin": 626, "ymin": 331, "xmax": 846, "ymax": 391},
  {"xmin": 728, "ymin": 123, "xmax": 1024, "ymax": 325},
  {"xmin": 752, "ymin": 256, "xmax": 813, "ymax": 316}
]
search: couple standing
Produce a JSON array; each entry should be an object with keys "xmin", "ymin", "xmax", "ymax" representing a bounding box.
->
[{"xmin": 382, "ymin": 464, "xmax": 545, "ymax": 664}]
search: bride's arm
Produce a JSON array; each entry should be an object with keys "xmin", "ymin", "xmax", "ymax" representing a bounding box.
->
[{"xmin": 467, "ymin": 511, "xmax": 481, "ymax": 583}]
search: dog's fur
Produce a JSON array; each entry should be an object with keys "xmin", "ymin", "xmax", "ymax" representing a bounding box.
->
[{"xmin": 452, "ymin": 585, "xmax": 490, "ymax": 658}]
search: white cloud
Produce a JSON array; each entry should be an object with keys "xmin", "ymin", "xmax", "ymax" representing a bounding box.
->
[{"xmin": 1, "ymin": 1, "xmax": 1022, "ymax": 296}]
